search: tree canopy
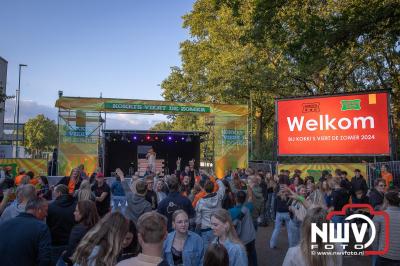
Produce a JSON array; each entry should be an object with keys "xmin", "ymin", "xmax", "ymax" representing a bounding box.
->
[
  {"xmin": 24, "ymin": 114, "xmax": 57, "ymax": 158},
  {"xmin": 158, "ymin": 0, "xmax": 400, "ymax": 159}
]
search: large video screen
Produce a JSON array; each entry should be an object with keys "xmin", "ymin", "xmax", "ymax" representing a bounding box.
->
[{"xmin": 276, "ymin": 91, "xmax": 390, "ymax": 156}]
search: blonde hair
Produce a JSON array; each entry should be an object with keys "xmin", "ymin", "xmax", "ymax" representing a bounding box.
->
[
  {"xmin": 307, "ymin": 189, "xmax": 327, "ymax": 209},
  {"xmin": 72, "ymin": 212, "xmax": 128, "ymax": 266},
  {"xmin": 300, "ymin": 207, "xmax": 337, "ymax": 266},
  {"xmin": 77, "ymin": 180, "xmax": 93, "ymax": 201},
  {"xmin": 211, "ymin": 209, "xmax": 242, "ymax": 246}
]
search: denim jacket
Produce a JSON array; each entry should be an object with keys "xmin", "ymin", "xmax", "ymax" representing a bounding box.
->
[
  {"xmin": 213, "ymin": 238, "xmax": 248, "ymax": 266},
  {"xmin": 163, "ymin": 230, "xmax": 204, "ymax": 266}
]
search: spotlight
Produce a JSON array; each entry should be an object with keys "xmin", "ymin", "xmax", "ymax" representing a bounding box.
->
[
  {"xmin": 155, "ymin": 136, "xmax": 159, "ymax": 140},
  {"xmin": 168, "ymin": 136, "xmax": 172, "ymax": 141},
  {"xmin": 181, "ymin": 137, "xmax": 185, "ymax": 141},
  {"xmin": 133, "ymin": 136, "xmax": 137, "ymax": 140},
  {"xmin": 186, "ymin": 136, "xmax": 192, "ymax": 142},
  {"xmin": 146, "ymin": 136, "xmax": 151, "ymax": 140}
]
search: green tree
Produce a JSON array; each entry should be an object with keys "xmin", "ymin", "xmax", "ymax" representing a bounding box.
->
[
  {"xmin": 159, "ymin": 0, "xmax": 400, "ymax": 160},
  {"xmin": 24, "ymin": 115, "xmax": 58, "ymax": 158}
]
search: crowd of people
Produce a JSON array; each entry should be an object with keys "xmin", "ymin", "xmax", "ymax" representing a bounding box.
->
[{"xmin": 0, "ymin": 162, "xmax": 399, "ymax": 266}]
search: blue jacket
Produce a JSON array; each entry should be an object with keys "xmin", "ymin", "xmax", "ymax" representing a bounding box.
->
[
  {"xmin": 111, "ymin": 180, "xmax": 126, "ymax": 196},
  {"xmin": 0, "ymin": 212, "xmax": 51, "ymax": 266},
  {"xmin": 163, "ymin": 231, "xmax": 204, "ymax": 266}
]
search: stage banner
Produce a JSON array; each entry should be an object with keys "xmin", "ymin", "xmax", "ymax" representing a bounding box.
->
[
  {"xmin": 276, "ymin": 91, "xmax": 390, "ymax": 156},
  {"xmin": 0, "ymin": 159, "xmax": 47, "ymax": 177},
  {"xmin": 214, "ymin": 115, "xmax": 248, "ymax": 178},
  {"xmin": 277, "ymin": 163, "xmax": 368, "ymax": 182},
  {"xmin": 56, "ymin": 97, "xmax": 248, "ymax": 117},
  {"xmin": 56, "ymin": 97, "xmax": 249, "ymax": 178},
  {"xmin": 58, "ymin": 110, "xmax": 100, "ymax": 176}
]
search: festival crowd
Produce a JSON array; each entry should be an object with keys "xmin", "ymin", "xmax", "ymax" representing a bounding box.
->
[{"xmin": 0, "ymin": 162, "xmax": 399, "ymax": 266}]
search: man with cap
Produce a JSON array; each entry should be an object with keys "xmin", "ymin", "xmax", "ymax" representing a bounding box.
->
[{"xmin": 91, "ymin": 172, "xmax": 111, "ymax": 217}]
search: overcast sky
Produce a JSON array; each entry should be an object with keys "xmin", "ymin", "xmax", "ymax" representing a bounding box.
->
[{"xmin": 1, "ymin": 0, "xmax": 194, "ymax": 128}]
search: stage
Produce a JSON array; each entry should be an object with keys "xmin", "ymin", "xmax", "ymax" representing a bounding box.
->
[{"xmin": 103, "ymin": 130, "xmax": 207, "ymax": 176}]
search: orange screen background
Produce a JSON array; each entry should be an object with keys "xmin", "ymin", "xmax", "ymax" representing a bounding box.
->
[{"xmin": 277, "ymin": 92, "xmax": 390, "ymax": 155}]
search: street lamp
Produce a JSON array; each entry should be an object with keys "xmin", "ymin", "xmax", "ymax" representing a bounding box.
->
[{"xmin": 15, "ymin": 64, "xmax": 27, "ymax": 158}]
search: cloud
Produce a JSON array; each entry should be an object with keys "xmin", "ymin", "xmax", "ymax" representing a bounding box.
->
[{"xmin": 3, "ymin": 99, "xmax": 167, "ymax": 130}]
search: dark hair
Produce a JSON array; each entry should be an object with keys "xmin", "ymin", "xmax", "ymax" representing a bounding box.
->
[
  {"xmin": 167, "ymin": 176, "xmax": 179, "ymax": 192},
  {"xmin": 334, "ymin": 169, "xmax": 342, "ymax": 176},
  {"xmin": 121, "ymin": 220, "xmax": 140, "ymax": 258},
  {"xmin": 26, "ymin": 197, "xmax": 47, "ymax": 211},
  {"xmin": 354, "ymin": 169, "xmax": 361, "ymax": 173},
  {"xmin": 235, "ymin": 190, "xmax": 246, "ymax": 204},
  {"xmin": 39, "ymin": 176, "xmax": 49, "ymax": 185},
  {"xmin": 204, "ymin": 180, "xmax": 214, "ymax": 193},
  {"xmin": 76, "ymin": 200, "xmax": 100, "ymax": 228},
  {"xmin": 204, "ymin": 243, "xmax": 229, "ymax": 266},
  {"xmin": 26, "ymin": 171, "xmax": 35, "ymax": 179},
  {"xmin": 341, "ymin": 171, "xmax": 348, "ymax": 176},
  {"xmin": 222, "ymin": 179, "xmax": 232, "ymax": 193},
  {"xmin": 385, "ymin": 191, "xmax": 400, "ymax": 206},
  {"xmin": 135, "ymin": 181, "xmax": 147, "ymax": 195},
  {"xmin": 278, "ymin": 175, "xmax": 290, "ymax": 185},
  {"xmin": 321, "ymin": 170, "xmax": 330, "ymax": 177},
  {"xmin": 374, "ymin": 178, "xmax": 386, "ymax": 187},
  {"xmin": 305, "ymin": 176, "xmax": 315, "ymax": 184},
  {"xmin": 55, "ymin": 184, "xmax": 69, "ymax": 195}
]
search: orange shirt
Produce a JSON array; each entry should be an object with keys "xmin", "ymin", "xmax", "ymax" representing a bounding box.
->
[
  {"xmin": 192, "ymin": 176, "xmax": 219, "ymax": 208},
  {"xmin": 15, "ymin": 174, "xmax": 25, "ymax": 186},
  {"xmin": 381, "ymin": 171, "xmax": 393, "ymax": 190},
  {"xmin": 29, "ymin": 178, "xmax": 39, "ymax": 186},
  {"xmin": 68, "ymin": 178, "xmax": 76, "ymax": 194}
]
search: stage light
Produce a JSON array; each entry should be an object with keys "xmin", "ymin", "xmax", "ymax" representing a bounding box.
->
[
  {"xmin": 168, "ymin": 136, "xmax": 172, "ymax": 141},
  {"xmin": 186, "ymin": 136, "xmax": 192, "ymax": 142},
  {"xmin": 133, "ymin": 136, "xmax": 137, "ymax": 140},
  {"xmin": 181, "ymin": 137, "xmax": 185, "ymax": 140},
  {"xmin": 146, "ymin": 136, "xmax": 151, "ymax": 140},
  {"xmin": 161, "ymin": 139, "xmax": 164, "ymax": 142},
  {"xmin": 113, "ymin": 138, "xmax": 116, "ymax": 142},
  {"xmin": 155, "ymin": 136, "xmax": 159, "ymax": 140}
]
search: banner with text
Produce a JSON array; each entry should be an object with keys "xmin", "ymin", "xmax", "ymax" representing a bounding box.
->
[{"xmin": 276, "ymin": 91, "xmax": 390, "ymax": 156}]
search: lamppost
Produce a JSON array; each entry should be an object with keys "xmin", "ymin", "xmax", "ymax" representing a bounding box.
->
[{"xmin": 15, "ymin": 64, "xmax": 27, "ymax": 158}]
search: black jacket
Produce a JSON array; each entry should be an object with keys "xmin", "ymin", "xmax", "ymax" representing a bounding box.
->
[
  {"xmin": 62, "ymin": 224, "xmax": 89, "ymax": 265},
  {"xmin": 332, "ymin": 188, "xmax": 350, "ymax": 211},
  {"xmin": 350, "ymin": 176, "xmax": 368, "ymax": 196},
  {"xmin": 0, "ymin": 212, "xmax": 51, "ymax": 266},
  {"xmin": 46, "ymin": 194, "xmax": 77, "ymax": 246},
  {"xmin": 369, "ymin": 188, "xmax": 384, "ymax": 209}
]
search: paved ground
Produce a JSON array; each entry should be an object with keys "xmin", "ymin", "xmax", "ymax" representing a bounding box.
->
[{"xmin": 255, "ymin": 225, "xmax": 371, "ymax": 266}]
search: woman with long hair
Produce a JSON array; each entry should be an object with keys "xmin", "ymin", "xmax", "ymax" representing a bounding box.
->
[
  {"xmin": 60, "ymin": 200, "xmax": 99, "ymax": 266},
  {"xmin": 283, "ymin": 207, "xmax": 342, "ymax": 266},
  {"xmin": 72, "ymin": 212, "xmax": 129, "ymax": 266},
  {"xmin": 74, "ymin": 180, "xmax": 95, "ymax": 202},
  {"xmin": 57, "ymin": 168, "xmax": 82, "ymax": 194},
  {"xmin": 117, "ymin": 220, "xmax": 140, "ymax": 262},
  {"xmin": 210, "ymin": 208, "xmax": 247, "ymax": 266},
  {"xmin": 163, "ymin": 209, "xmax": 204, "ymax": 266},
  {"xmin": 270, "ymin": 175, "xmax": 292, "ymax": 249},
  {"xmin": 204, "ymin": 243, "xmax": 229, "ymax": 266}
]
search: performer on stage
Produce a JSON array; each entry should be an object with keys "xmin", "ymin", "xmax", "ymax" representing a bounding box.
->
[{"xmin": 146, "ymin": 148, "xmax": 156, "ymax": 173}]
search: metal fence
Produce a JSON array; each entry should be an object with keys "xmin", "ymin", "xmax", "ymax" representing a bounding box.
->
[
  {"xmin": 249, "ymin": 160, "xmax": 278, "ymax": 176},
  {"xmin": 367, "ymin": 161, "xmax": 400, "ymax": 188},
  {"xmin": 249, "ymin": 160, "xmax": 400, "ymax": 189}
]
